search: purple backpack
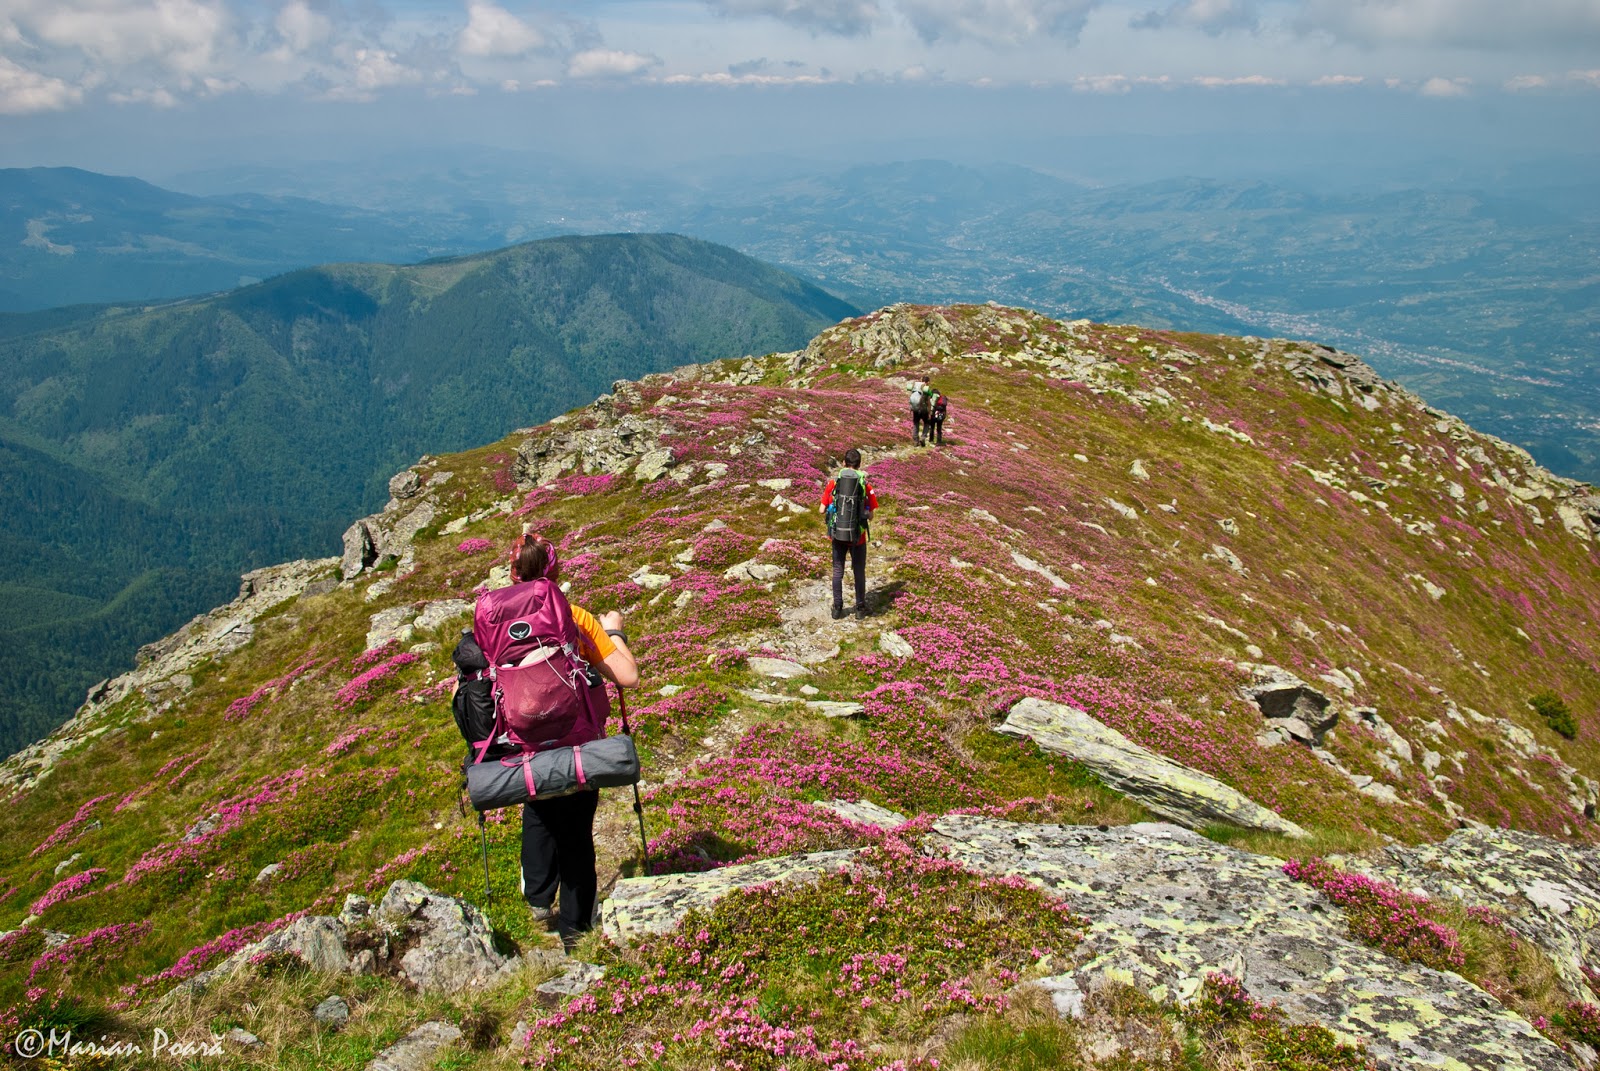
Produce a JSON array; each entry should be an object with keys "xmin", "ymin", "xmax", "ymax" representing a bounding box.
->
[{"xmin": 471, "ymin": 579, "xmax": 603, "ymax": 757}]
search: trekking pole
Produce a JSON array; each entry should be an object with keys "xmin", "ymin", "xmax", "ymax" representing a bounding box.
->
[
  {"xmin": 617, "ymin": 686, "xmax": 650, "ymax": 873},
  {"xmin": 478, "ymin": 810, "xmax": 492, "ymax": 904}
]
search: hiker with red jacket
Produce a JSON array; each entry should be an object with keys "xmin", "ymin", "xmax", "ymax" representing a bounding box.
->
[
  {"xmin": 458, "ymin": 533, "xmax": 637, "ymax": 945},
  {"xmin": 821, "ymin": 449, "xmax": 878, "ymax": 620}
]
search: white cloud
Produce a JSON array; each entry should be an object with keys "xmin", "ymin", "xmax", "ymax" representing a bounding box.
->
[
  {"xmin": 0, "ymin": 55, "xmax": 82, "ymax": 113},
  {"xmin": 567, "ymin": 48, "xmax": 658, "ymax": 78},
  {"xmin": 21, "ymin": 0, "xmax": 232, "ymax": 76},
  {"xmin": 458, "ymin": 1, "xmax": 543, "ymax": 57},
  {"xmin": 1134, "ymin": 0, "xmax": 1256, "ymax": 35},
  {"xmin": 1192, "ymin": 73, "xmax": 1284, "ymax": 87},
  {"xmin": 1570, "ymin": 68, "xmax": 1600, "ymax": 87},
  {"xmin": 108, "ymin": 85, "xmax": 178, "ymax": 105},
  {"xmin": 1295, "ymin": 0, "xmax": 1600, "ymax": 50},
  {"xmin": 1072, "ymin": 73, "xmax": 1170, "ymax": 92},
  {"xmin": 1418, "ymin": 75, "xmax": 1468, "ymax": 97},
  {"xmin": 1310, "ymin": 73, "xmax": 1364, "ymax": 86},
  {"xmin": 660, "ymin": 69, "xmax": 833, "ymax": 84},
  {"xmin": 1503, "ymin": 74, "xmax": 1548, "ymax": 91},
  {"xmin": 274, "ymin": 0, "xmax": 333, "ymax": 56},
  {"xmin": 896, "ymin": 0, "xmax": 1100, "ymax": 45},
  {"xmin": 705, "ymin": 0, "xmax": 882, "ymax": 36}
]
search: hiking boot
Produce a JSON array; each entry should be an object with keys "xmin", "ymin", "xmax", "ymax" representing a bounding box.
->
[
  {"xmin": 831, "ymin": 605, "xmax": 844, "ymax": 620},
  {"xmin": 529, "ymin": 904, "xmax": 555, "ymax": 924},
  {"xmin": 854, "ymin": 606, "xmax": 867, "ymax": 620}
]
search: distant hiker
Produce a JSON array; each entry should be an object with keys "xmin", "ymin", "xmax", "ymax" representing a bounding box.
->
[
  {"xmin": 821, "ymin": 449, "xmax": 878, "ymax": 620},
  {"xmin": 929, "ymin": 389, "xmax": 948, "ymax": 445},
  {"xmin": 454, "ymin": 533, "xmax": 637, "ymax": 945},
  {"xmin": 908, "ymin": 375, "xmax": 935, "ymax": 446}
]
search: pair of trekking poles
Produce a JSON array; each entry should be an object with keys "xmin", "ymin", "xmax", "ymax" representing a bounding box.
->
[{"xmin": 474, "ymin": 683, "xmax": 649, "ymax": 904}]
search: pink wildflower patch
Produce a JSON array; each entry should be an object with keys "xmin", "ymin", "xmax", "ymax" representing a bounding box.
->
[
  {"xmin": 456, "ymin": 537, "xmax": 494, "ymax": 554},
  {"xmin": 1284, "ymin": 857, "xmax": 1464, "ymax": 970},
  {"xmin": 29, "ymin": 869, "xmax": 107, "ymax": 916},
  {"xmin": 336, "ymin": 652, "xmax": 419, "ymax": 709},
  {"xmin": 30, "ymin": 795, "xmax": 111, "ymax": 858}
]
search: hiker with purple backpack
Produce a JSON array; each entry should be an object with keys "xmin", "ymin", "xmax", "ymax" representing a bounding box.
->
[{"xmin": 452, "ymin": 532, "xmax": 638, "ymax": 945}]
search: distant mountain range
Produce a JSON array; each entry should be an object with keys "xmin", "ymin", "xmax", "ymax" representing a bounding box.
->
[
  {"xmin": 10, "ymin": 160, "xmax": 1594, "ymax": 482},
  {"xmin": 0, "ymin": 232, "xmax": 856, "ymax": 755}
]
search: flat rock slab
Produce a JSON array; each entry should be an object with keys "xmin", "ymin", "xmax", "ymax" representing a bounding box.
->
[
  {"xmin": 1357, "ymin": 827, "xmax": 1600, "ymax": 1002},
  {"xmin": 746, "ymin": 657, "xmax": 812, "ymax": 679},
  {"xmin": 366, "ymin": 1021, "xmax": 462, "ymax": 1071},
  {"xmin": 814, "ymin": 799, "xmax": 907, "ymax": 829},
  {"xmin": 601, "ymin": 849, "xmax": 858, "ymax": 945},
  {"xmin": 998, "ymin": 697, "xmax": 1307, "ymax": 838},
  {"xmin": 926, "ymin": 816, "xmax": 1567, "ymax": 1071}
]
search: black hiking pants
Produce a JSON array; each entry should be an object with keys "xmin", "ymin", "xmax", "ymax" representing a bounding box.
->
[
  {"xmin": 930, "ymin": 412, "xmax": 945, "ymax": 444},
  {"xmin": 521, "ymin": 789, "xmax": 599, "ymax": 937},
  {"xmin": 911, "ymin": 407, "xmax": 931, "ymax": 445},
  {"xmin": 831, "ymin": 538, "xmax": 867, "ymax": 613}
]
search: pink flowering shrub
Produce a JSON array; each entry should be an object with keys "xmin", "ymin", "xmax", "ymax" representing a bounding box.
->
[
  {"xmin": 29, "ymin": 868, "xmax": 106, "ymax": 916},
  {"xmin": 1284, "ymin": 858, "xmax": 1464, "ymax": 970},
  {"xmin": 526, "ymin": 835, "xmax": 1081, "ymax": 1070},
  {"xmin": 456, "ymin": 537, "xmax": 494, "ymax": 554},
  {"xmin": 29, "ymin": 795, "xmax": 110, "ymax": 858},
  {"xmin": 365, "ymin": 845, "xmax": 433, "ymax": 891},
  {"xmin": 325, "ymin": 726, "xmax": 379, "ymax": 755},
  {"xmin": 223, "ymin": 654, "xmax": 324, "ymax": 723},
  {"xmin": 336, "ymin": 652, "xmax": 419, "ymax": 708},
  {"xmin": 29, "ymin": 921, "xmax": 152, "ymax": 983},
  {"xmin": 625, "ymin": 686, "xmax": 728, "ymax": 736},
  {"xmin": 1559, "ymin": 1001, "xmax": 1600, "ymax": 1047},
  {"xmin": 136, "ymin": 909, "xmax": 309, "ymax": 989}
]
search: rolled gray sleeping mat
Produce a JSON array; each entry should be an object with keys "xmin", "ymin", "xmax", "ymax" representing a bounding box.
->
[{"xmin": 466, "ymin": 734, "xmax": 640, "ymax": 812}]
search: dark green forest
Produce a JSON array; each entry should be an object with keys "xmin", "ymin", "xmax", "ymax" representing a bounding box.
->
[{"xmin": 0, "ymin": 233, "xmax": 856, "ymax": 756}]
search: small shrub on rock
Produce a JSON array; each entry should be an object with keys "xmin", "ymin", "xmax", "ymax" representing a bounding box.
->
[
  {"xmin": 1283, "ymin": 858, "xmax": 1464, "ymax": 971},
  {"xmin": 1185, "ymin": 973, "xmax": 1373, "ymax": 1071}
]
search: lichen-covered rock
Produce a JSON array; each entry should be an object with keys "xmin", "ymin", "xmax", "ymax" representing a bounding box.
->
[
  {"xmin": 927, "ymin": 816, "xmax": 1569, "ymax": 1071},
  {"xmin": 248, "ymin": 916, "xmax": 351, "ymax": 975},
  {"xmin": 601, "ymin": 849, "xmax": 859, "ymax": 944},
  {"xmin": 1238, "ymin": 664, "xmax": 1336, "ymax": 739},
  {"xmin": 814, "ymin": 799, "xmax": 907, "ymax": 829},
  {"xmin": 1354, "ymin": 827, "xmax": 1600, "ymax": 1003},
  {"xmin": 997, "ymin": 697, "xmax": 1307, "ymax": 838}
]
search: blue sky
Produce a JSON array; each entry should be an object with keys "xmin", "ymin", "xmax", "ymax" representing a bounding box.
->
[{"xmin": 1, "ymin": 0, "xmax": 1598, "ymax": 174}]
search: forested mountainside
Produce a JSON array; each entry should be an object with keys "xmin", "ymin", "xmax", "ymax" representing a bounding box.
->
[
  {"xmin": 0, "ymin": 232, "xmax": 855, "ymax": 758},
  {"xmin": 2, "ymin": 303, "xmax": 1598, "ymax": 1070}
]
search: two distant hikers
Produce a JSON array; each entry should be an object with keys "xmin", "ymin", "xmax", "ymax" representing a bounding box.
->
[
  {"xmin": 908, "ymin": 375, "xmax": 948, "ymax": 446},
  {"xmin": 822, "ymin": 449, "xmax": 878, "ymax": 620},
  {"xmin": 451, "ymin": 532, "xmax": 639, "ymax": 947}
]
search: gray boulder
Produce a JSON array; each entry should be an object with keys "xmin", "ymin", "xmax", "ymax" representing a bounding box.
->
[
  {"xmin": 376, "ymin": 881, "xmax": 513, "ymax": 993},
  {"xmin": 997, "ymin": 697, "xmax": 1307, "ymax": 838},
  {"xmin": 251, "ymin": 916, "xmax": 351, "ymax": 975},
  {"xmin": 313, "ymin": 995, "xmax": 350, "ymax": 1027},
  {"xmin": 366, "ymin": 1021, "xmax": 462, "ymax": 1071}
]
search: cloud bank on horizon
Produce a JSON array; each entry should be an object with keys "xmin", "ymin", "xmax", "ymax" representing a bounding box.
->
[{"xmin": 0, "ymin": 0, "xmax": 1596, "ymax": 117}]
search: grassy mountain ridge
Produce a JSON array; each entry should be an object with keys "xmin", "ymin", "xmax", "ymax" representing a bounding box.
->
[
  {"xmin": 0, "ymin": 233, "xmax": 857, "ymax": 757},
  {"xmin": 1, "ymin": 302, "xmax": 1596, "ymax": 1067}
]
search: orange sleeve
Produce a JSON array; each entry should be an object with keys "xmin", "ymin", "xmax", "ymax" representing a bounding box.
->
[{"xmin": 570, "ymin": 605, "xmax": 616, "ymax": 665}]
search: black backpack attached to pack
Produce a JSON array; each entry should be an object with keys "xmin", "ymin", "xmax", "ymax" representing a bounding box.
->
[
  {"xmin": 829, "ymin": 470, "xmax": 866, "ymax": 544},
  {"xmin": 451, "ymin": 630, "xmax": 515, "ymax": 769}
]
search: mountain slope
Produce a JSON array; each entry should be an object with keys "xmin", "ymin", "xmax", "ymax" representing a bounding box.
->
[
  {"xmin": 0, "ymin": 233, "xmax": 857, "ymax": 755},
  {"xmin": 0, "ymin": 166, "xmax": 494, "ymax": 311},
  {"xmin": 1, "ymin": 304, "xmax": 1597, "ymax": 1068}
]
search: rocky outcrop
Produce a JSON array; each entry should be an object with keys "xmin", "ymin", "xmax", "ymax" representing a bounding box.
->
[
  {"xmin": 997, "ymin": 697, "xmax": 1307, "ymax": 838},
  {"xmin": 1238, "ymin": 664, "xmax": 1336, "ymax": 745},
  {"xmin": 170, "ymin": 882, "xmax": 513, "ymax": 997},
  {"xmin": 509, "ymin": 409, "xmax": 673, "ymax": 490},
  {"xmin": 375, "ymin": 880, "xmax": 513, "ymax": 993},
  {"xmin": 0, "ymin": 556, "xmax": 339, "ymax": 798},
  {"xmin": 928, "ymin": 816, "xmax": 1569, "ymax": 1071}
]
